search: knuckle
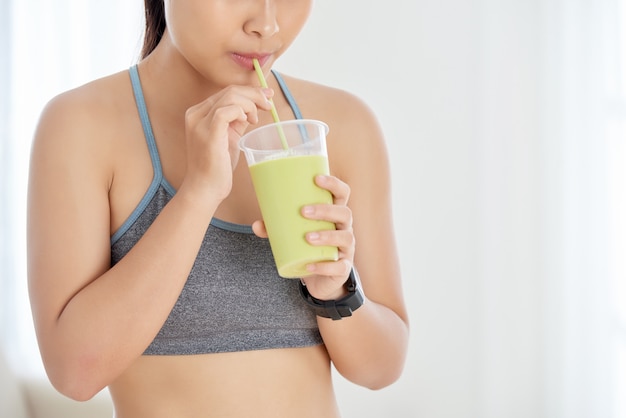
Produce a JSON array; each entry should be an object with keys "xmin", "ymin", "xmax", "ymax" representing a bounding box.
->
[
  {"xmin": 343, "ymin": 182, "xmax": 351, "ymax": 199},
  {"xmin": 222, "ymin": 84, "xmax": 240, "ymax": 95},
  {"xmin": 348, "ymin": 232, "xmax": 356, "ymax": 247},
  {"xmin": 185, "ymin": 107, "xmax": 198, "ymax": 124},
  {"xmin": 341, "ymin": 259, "xmax": 352, "ymax": 276}
]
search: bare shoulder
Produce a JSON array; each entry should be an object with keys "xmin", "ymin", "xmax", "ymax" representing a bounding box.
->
[
  {"xmin": 275, "ymin": 73, "xmax": 379, "ymax": 131},
  {"xmin": 34, "ymin": 70, "xmax": 134, "ymax": 146},
  {"xmin": 31, "ymin": 70, "xmax": 135, "ymax": 177},
  {"xmin": 274, "ymin": 73, "xmax": 386, "ymax": 178}
]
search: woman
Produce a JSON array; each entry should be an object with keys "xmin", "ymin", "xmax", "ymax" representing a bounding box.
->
[{"xmin": 27, "ymin": 0, "xmax": 409, "ymax": 416}]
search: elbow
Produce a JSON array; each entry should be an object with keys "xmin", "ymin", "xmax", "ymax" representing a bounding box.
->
[
  {"xmin": 44, "ymin": 353, "xmax": 106, "ymax": 401},
  {"xmin": 336, "ymin": 355, "xmax": 407, "ymax": 391},
  {"xmin": 362, "ymin": 363, "xmax": 406, "ymax": 391},
  {"xmin": 358, "ymin": 330, "xmax": 411, "ymax": 391},
  {"xmin": 52, "ymin": 381, "xmax": 102, "ymax": 403},
  {"xmin": 48, "ymin": 370, "xmax": 104, "ymax": 402}
]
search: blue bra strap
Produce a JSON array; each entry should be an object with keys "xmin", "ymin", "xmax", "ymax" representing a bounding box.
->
[
  {"xmin": 271, "ymin": 70, "xmax": 303, "ymax": 119},
  {"xmin": 129, "ymin": 65, "xmax": 164, "ymax": 179},
  {"xmin": 112, "ymin": 65, "xmax": 164, "ymax": 245}
]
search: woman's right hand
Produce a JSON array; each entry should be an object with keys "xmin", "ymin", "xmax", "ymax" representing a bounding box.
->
[{"xmin": 182, "ymin": 85, "xmax": 274, "ymax": 200}]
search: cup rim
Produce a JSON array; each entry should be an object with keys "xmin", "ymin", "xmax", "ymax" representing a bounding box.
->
[{"xmin": 238, "ymin": 119, "xmax": 329, "ymax": 152}]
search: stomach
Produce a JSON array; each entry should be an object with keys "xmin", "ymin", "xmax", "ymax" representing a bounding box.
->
[{"xmin": 108, "ymin": 345, "xmax": 341, "ymax": 418}]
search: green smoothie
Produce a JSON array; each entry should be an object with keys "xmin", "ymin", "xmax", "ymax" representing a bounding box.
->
[{"xmin": 249, "ymin": 154, "xmax": 339, "ymax": 278}]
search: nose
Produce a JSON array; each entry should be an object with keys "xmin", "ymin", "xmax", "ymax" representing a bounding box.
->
[{"xmin": 244, "ymin": 1, "xmax": 279, "ymax": 38}]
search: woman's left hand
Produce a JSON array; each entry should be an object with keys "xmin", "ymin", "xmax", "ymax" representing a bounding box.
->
[
  {"xmin": 299, "ymin": 175, "xmax": 355, "ymax": 300},
  {"xmin": 252, "ymin": 174, "xmax": 355, "ymax": 300}
]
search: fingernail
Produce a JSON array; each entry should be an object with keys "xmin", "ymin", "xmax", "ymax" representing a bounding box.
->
[
  {"xmin": 307, "ymin": 232, "xmax": 320, "ymax": 241},
  {"xmin": 302, "ymin": 206, "xmax": 314, "ymax": 216},
  {"xmin": 316, "ymin": 175, "xmax": 328, "ymax": 185}
]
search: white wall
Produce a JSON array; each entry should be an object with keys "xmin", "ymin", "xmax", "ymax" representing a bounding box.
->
[
  {"xmin": 278, "ymin": 1, "xmax": 486, "ymax": 417},
  {"xmin": 277, "ymin": 1, "xmax": 571, "ymax": 417}
]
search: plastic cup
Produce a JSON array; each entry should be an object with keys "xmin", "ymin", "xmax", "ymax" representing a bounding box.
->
[{"xmin": 239, "ymin": 119, "xmax": 339, "ymax": 278}]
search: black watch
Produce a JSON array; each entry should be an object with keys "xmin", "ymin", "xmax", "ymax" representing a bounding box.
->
[{"xmin": 299, "ymin": 268, "xmax": 365, "ymax": 320}]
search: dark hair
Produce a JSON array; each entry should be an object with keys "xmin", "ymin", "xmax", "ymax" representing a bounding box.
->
[{"xmin": 141, "ymin": 0, "xmax": 166, "ymax": 59}]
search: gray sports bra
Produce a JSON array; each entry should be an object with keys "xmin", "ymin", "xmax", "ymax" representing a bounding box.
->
[{"xmin": 110, "ymin": 66, "xmax": 322, "ymax": 355}]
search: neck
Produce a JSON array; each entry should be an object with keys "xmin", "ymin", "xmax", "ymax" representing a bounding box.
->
[{"xmin": 137, "ymin": 32, "xmax": 227, "ymax": 117}]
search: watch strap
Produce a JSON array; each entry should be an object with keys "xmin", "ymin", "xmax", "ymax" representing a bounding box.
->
[{"xmin": 299, "ymin": 268, "xmax": 365, "ymax": 320}]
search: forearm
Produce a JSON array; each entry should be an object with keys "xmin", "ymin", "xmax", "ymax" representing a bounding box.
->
[
  {"xmin": 42, "ymin": 186, "xmax": 218, "ymax": 399},
  {"xmin": 318, "ymin": 297, "xmax": 409, "ymax": 390}
]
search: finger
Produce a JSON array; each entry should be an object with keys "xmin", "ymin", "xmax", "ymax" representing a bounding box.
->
[
  {"xmin": 302, "ymin": 204, "xmax": 352, "ymax": 230},
  {"xmin": 304, "ymin": 258, "xmax": 352, "ymax": 283},
  {"xmin": 305, "ymin": 229, "xmax": 354, "ymax": 256},
  {"xmin": 315, "ymin": 175, "xmax": 350, "ymax": 206},
  {"xmin": 251, "ymin": 220, "xmax": 268, "ymax": 238},
  {"xmin": 193, "ymin": 105, "xmax": 248, "ymax": 143},
  {"xmin": 212, "ymin": 86, "xmax": 274, "ymax": 117},
  {"xmin": 187, "ymin": 86, "xmax": 273, "ymax": 127}
]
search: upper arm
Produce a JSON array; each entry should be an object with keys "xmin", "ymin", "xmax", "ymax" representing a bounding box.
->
[
  {"xmin": 325, "ymin": 92, "xmax": 408, "ymax": 325},
  {"xmin": 27, "ymin": 92, "xmax": 113, "ymax": 344}
]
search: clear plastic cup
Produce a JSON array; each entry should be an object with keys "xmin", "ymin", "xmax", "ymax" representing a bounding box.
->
[{"xmin": 239, "ymin": 119, "xmax": 339, "ymax": 278}]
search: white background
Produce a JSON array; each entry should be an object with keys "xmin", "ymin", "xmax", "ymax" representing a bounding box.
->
[
  {"xmin": 279, "ymin": 2, "xmax": 623, "ymax": 417},
  {"xmin": 2, "ymin": 1, "xmax": 624, "ymax": 418}
]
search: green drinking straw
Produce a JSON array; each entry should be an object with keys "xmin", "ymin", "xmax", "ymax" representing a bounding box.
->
[{"xmin": 253, "ymin": 58, "xmax": 289, "ymax": 150}]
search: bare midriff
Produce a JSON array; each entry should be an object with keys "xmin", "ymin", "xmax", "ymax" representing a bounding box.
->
[{"xmin": 108, "ymin": 345, "xmax": 340, "ymax": 418}]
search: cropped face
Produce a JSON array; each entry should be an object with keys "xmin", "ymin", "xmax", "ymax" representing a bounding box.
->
[{"xmin": 163, "ymin": 0, "xmax": 313, "ymax": 85}]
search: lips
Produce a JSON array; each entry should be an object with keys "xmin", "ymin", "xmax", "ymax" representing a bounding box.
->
[{"xmin": 232, "ymin": 53, "xmax": 272, "ymax": 70}]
